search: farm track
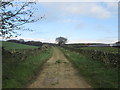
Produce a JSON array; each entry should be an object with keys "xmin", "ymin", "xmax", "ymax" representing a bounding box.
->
[{"xmin": 27, "ymin": 47, "xmax": 91, "ymax": 88}]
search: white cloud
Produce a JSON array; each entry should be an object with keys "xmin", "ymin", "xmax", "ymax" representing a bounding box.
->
[
  {"xmin": 1, "ymin": 36, "xmax": 117, "ymax": 44},
  {"xmin": 11, "ymin": 37, "xmax": 56, "ymax": 43},
  {"xmin": 6, "ymin": 37, "xmax": 45, "ymax": 41},
  {"xmin": 105, "ymin": 2, "xmax": 118, "ymax": 9},
  {"xmin": 67, "ymin": 39, "xmax": 97, "ymax": 44},
  {"xmin": 15, "ymin": 0, "xmax": 119, "ymax": 2},
  {"xmin": 96, "ymin": 36, "xmax": 118, "ymax": 43},
  {"xmin": 40, "ymin": 3, "xmax": 112, "ymax": 19},
  {"xmin": 89, "ymin": 5, "xmax": 111, "ymax": 18},
  {"xmin": 68, "ymin": 4, "xmax": 111, "ymax": 18},
  {"xmin": 67, "ymin": 38, "xmax": 117, "ymax": 44}
]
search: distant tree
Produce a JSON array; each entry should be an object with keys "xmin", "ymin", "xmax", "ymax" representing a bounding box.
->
[
  {"xmin": 56, "ymin": 37, "xmax": 67, "ymax": 46},
  {"xmin": 19, "ymin": 39, "xmax": 24, "ymax": 43},
  {"xmin": 7, "ymin": 39, "xmax": 19, "ymax": 43},
  {"xmin": 24, "ymin": 41, "xmax": 43, "ymax": 47},
  {"xmin": 0, "ymin": 1, "xmax": 44, "ymax": 39},
  {"xmin": 116, "ymin": 41, "xmax": 120, "ymax": 44}
]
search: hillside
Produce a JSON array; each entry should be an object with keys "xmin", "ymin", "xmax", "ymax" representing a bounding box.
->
[
  {"xmin": 81, "ymin": 47, "xmax": 118, "ymax": 53},
  {"xmin": 1, "ymin": 41, "xmax": 38, "ymax": 50},
  {"xmin": 2, "ymin": 41, "xmax": 53, "ymax": 88}
]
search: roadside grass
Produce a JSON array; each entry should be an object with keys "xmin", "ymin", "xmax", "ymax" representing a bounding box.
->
[
  {"xmin": 80, "ymin": 47, "xmax": 119, "ymax": 53},
  {"xmin": 2, "ymin": 48, "xmax": 53, "ymax": 88},
  {"xmin": 61, "ymin": 48, "xmax": 118, "ymax": 88},
  {"xmin": 2, "ymin": 41, "xmax": 38, "ymax": 50}
]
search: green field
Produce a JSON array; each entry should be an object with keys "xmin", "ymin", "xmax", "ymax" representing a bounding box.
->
[
  {"xmin": 2, "ymin": 41, "xmax": 53, "ymax": 88},
  {"xmin": 81, "ymin": 47, "xmax": 118, "ymax": 53},
  {"xmin": 1, "ymin": 41, "xmax": 38, "ymax": 50},
  {"xmin": 61, "ymin": 48, "xmax": 118, "ymax": 88}
]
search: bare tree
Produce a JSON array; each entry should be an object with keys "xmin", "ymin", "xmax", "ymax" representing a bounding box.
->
[
  {"xmin": 56, "ymin": 37, "xmax": 67, "ymax": 46},
  {"xmin": 0, "ymin": 0, "xmax": 43, "ymax": 39}
]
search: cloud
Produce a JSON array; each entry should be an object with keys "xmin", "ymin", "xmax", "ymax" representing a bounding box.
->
[
  {"xmin": 89, "ymin": 5, "xmax": 111, "ymax": 18},
  {"xmin": 17, "ymin": 0, "xmax": 119, "ymax": 2},
  {"xmin": 1, "ymin": 36, "xmax": 117, "ymax": 44},
  {"xmin": 39, "ymin": 2, "xmax": 113, "ymax": 20},
  {"xmin": 6, "ymin": 37, "xmax": 45, "ymax": 41},
  {"xmin": 62, "ymin": 3, "xmax": 111, "ymax": 19},
  {"xmin": 105, "ymin": 2, "xmax": 118, "ymax": 9},
  {"xmin": 96, "ymin": 36, "xmax": 118, "ymax": 43},
  {"xmin": 9, "ymin": 36, "xmax": 55, "ymax": 43},
  {"xmin": 67, "ymin": 37, "xmax": 117, "ymax": 44},
  {"xmin": 104, "ymin": 2, "xmax": 118, "ymax": 15}
]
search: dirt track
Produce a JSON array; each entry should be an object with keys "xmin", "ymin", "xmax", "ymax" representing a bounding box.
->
[{"xmin": 28, "ymin": 47, "xmax": 91, "ymax": 88}]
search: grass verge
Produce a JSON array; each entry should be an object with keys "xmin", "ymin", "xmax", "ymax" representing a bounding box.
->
[
  {"xmin": 2, "ymin": 48, "xmax": 53, "ymax": 88},
  {"xmin": 60, "ymin": 48, "xmax": 118, "ymax": 88}
]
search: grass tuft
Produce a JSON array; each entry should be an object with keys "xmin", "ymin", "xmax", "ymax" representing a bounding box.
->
[{"xmin": 55, "ymin": 59, "xmax": 62, "ymax": 64}]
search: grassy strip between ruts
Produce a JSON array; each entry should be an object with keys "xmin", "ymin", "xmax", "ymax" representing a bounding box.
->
[
  {"xmin": 60, "ymin": 48, "xmax": 118, "ymax": 88},
  {"xmin": 2, "ymin": 48, "xmax": 53, "ymax": 88}
]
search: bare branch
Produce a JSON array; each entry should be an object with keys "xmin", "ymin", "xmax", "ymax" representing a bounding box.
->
[{"xmin": 0, "ymin": 1, "xmax": 42, "ymax": 39}]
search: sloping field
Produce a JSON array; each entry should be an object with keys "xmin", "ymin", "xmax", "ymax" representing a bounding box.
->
[
  {"xmin": 2, "ymin": 41, "xmax": 53, "ymax": 88},
  {"xmin": 1, "ymin": 41, "xmax": 38, "ymax": 50},
  {"xmin": 81, "ymin": 47, "xmax": 118, "ymax": 53}
]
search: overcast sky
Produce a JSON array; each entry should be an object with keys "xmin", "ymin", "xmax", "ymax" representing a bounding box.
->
[{"xmin": 12, "ymin": 1, "xmax": 118, "ymax": 44}]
